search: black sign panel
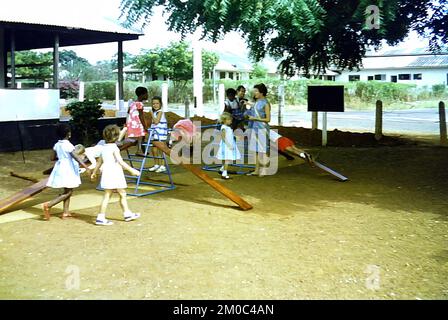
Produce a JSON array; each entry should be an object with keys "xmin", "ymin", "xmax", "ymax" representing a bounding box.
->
[{"xmin": 307, "ymin": 85, "xmax": 345, "ymax": 112}]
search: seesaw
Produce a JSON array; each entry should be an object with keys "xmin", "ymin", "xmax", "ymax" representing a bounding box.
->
[
  {"xmin": 298, "ymin": 153, "xmax": 348, "ymax": 182},
  {"xmin": 1, "ymin": 139, "xmax": 252, "ymax": 215}
]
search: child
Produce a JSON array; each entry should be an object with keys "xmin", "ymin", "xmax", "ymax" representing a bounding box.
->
[
  {"xmin": 269, "ymin": 130, "xmax": 313, "ymax": 162},
  {"xmin": 217, "ymin": 112, "xmax": 241, "ymax": 179},
  {"xmin": 224, "ymin": 88, "xmax": 245, "ymax": 130},
  {"xmin": 148, "ymin": 96, "xmax": 169, "ymax": 173},
  {"xmin": 91, "ymin": 125, "xmax": 141, "ymax": 226},
  {"xmin": 43, "ymin": 124, "xmax": 91, "ymax": 220},
  {"xmin": 125, "ymin": 87, "xmax": 148, "ymax": 154},
  {"xmin": 74, "ymin": 141, "xmax": 105, "ymax": 173}
]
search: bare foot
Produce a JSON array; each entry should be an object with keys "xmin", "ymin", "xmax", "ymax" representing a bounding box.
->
[
  {"xmin": 42, "ymin": 202, "xmax": 50, "ymax": 221},
  {"xmin": 61, "ymin": 213, "xmax": 76, "ymax": 219}
]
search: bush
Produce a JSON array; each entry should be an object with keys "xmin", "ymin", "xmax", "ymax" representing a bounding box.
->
[
  {"xmin": 65, "ymin": 99, "xmax": 105, "ymax": 146},
  {"xmin": 60, "ymin": 80, "xmax": 80, "ymax": 99},
  {"xmin": 432, "ymin": 84, "xmax": 447, "ymax": 98}
]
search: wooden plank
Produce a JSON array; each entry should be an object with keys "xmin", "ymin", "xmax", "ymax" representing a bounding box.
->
[
  {"xmin": 0, "ymin": 178, "xmax": 48, "ymax": 214},
  {"xmin": 152, "ymin": 141, "xmax": 253, "ymax": 211}
]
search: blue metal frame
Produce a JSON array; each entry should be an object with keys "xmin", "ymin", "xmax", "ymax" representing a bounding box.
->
[
  {"xmin": 199, "ymin": 124, "xmax": 255, "ymax": 175},
  {"xmin": 122, "ymin": 128, "xmax": 176, "ymax": 197}
]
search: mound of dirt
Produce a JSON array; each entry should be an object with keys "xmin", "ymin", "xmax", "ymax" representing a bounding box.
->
[{"xmin": 272, "ymin": 126, "xmax": 413, "ymax": 147}]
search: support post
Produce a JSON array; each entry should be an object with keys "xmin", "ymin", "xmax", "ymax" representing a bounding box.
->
[
  {"xmin": 79, "ymin": 81, "xmax": 85, "ymax": 102},
  {"xmin": 278, "ymin": 84, "xmax": 285, "ymax": 126},
  {"xmin": 193, "ymin": 41, "xmax": 203, "ymax": 117},
  {"xmin": 375, "ymin": 100, "xmax": 383, "ymax": 141},
  {"xmin": 440, "ymin": 101, "xmax": 447, "ymax": 146},
  {"xmin": 322, "ymin": 112, "xmax": 328, "ymax": 147},
  {"xmin": 11, "ymin": 30, "xmax": 16, "ymax": 89},
  {"xmin": 218, "ymin": 83, "xmax": 225, "ymax": 116},
  {"xmin": 0, "ymin": 27, "xmax": 5, "ymax": 88},
  {"xmin": 185, "ymin": 96, "xmax": 190, "ymax": 119},
  {"xmin": 312, "ymin": 112, "xmax": 318, "ymax": 130},
  {"xmin": 162, "ymin": 82, "xmax": 168, "ymax": 112},
  {"xmin": 117, "ymin": 41, "xmax": 124, "ymax": 111},
  {"xmin": 53, "ymin": 34, "xmax": 59, "ymax": 89}
]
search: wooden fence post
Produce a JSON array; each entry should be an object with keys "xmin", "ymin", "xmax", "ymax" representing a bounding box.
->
[
  {"xmin": 375, "ymin": 100, "xmax": 383, "ymax": 141},
  {"xmin": 311, "ymin": 112, "xmax": 318, "ymax": 130},
  {"xmin": 440, "ymin": 101, "xmax": 447, "ymax": 145}
]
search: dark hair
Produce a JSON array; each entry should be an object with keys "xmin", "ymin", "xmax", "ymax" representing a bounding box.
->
[
  {"xmin": 135, "ymin": 86, "xmax": 148, "ymax": 98},
  {"xmin": 254, "ymin": 83, "xmax": 268, "ymax": 96},
  {"xmin": 56, "ymin": 123, "xmax": 71, "ymax": 139},
  {"xmin": 236, "ymin": 85, "xmax": 246, "ymax": 92},
  {"xmin": 226, "ymin": 88, "xmax": 237, "ymax": 96},
  {"xmin": 152, "ymin": 96, "xmax": 163, "ymax": 105},
  {"xmin": 103, "ymin": 124, "xmax": 120, "ymax": 143}
]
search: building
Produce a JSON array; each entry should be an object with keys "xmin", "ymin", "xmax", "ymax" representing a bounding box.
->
[
  {"xmin": 209, "ymin": 50, "xmax": 252, "ymax": 81},
  {"xmin": 335, "ymin": 47, "xmax": 448, "ymax": 86},
  {"xmin": 0, "ymin": 13, "xmax": 142, "ymax": 152}
]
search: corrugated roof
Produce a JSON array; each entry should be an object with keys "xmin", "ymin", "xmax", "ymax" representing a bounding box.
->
[
  {"xmin": 360, "ymin": 54, "xmax": 448, "ymax": 70},
  {"xmin": 0, "ymin": 11, "xmax": 142, "ymax": 35}
]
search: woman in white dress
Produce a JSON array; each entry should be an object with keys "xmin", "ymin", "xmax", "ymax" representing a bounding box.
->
[
  {"xmin": 43, "ymin": 124, "xmax": 91, "ymax": 220},
  {"xmin": 91, "ymin": 125, "xmax": 141, "ymax": 226},
  {"xmin": 216, "ymin": 112, "xmax": 241, "ymax": 179}
]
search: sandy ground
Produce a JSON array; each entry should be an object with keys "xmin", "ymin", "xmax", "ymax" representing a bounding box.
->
[{"xmin": 0, "ymin": 139, "xmax": 447, "ymax": 299}]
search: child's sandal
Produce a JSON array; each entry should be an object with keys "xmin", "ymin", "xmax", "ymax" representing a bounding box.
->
[{"xmin": 221, "ymin": 175, "xmax": 231, "ymax": 180}]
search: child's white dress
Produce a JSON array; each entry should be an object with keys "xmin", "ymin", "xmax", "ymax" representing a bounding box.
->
[
  {"xmin": 100, "ymin": 143, "xmax": 127, "ymax": 190},
  {"xmin": 47, "ymin": 140, "xmax": 81, "ymax": 189},
  {"xmin": 217, "ymin": 125, "xmax": 241, "ymax": 160}
]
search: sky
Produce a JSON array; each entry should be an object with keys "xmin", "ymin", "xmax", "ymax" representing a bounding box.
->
[
  {"xmin": 1, "ymin": 0, "xmax": 431, "ymax": 64},
  {"xmin": 1, "ymin": 0, "xmax": 250, "ymax": 63}
]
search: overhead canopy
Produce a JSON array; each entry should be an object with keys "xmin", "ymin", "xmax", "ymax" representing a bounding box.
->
[{"xmin": 0, "ymin": 12, "xmax": 142, "ymax": 51}]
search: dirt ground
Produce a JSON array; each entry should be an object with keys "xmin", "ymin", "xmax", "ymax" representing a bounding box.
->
[{"xmin": 0, "ymin": 128, "xmax": 447, "ymax": 300}]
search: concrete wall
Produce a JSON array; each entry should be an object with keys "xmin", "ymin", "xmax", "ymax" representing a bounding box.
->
[{"xmin": 336, "ymin": 68, "xmax": 448, "ymax": 87}]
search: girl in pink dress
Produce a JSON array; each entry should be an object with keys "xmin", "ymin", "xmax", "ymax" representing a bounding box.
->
[{"xmin": 126, "ymin": 87, "xmax": 148, "ymax": 154}]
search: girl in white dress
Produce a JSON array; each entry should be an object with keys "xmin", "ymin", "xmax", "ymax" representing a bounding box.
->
[
  {"xmin": 217, "ymin": 112, "xmax": 241, "ymax": 180},
  {"xmin": 43, "ymin": 124, "xmax": 91, "ymax": 220},
  {"xmin": 91, "ymin": 125, "xmax": 141, "ymax": 226}
]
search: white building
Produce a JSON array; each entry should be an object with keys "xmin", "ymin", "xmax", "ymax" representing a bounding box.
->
[
  {"xmin": 208, "ymin": 50, "xmax": 252, "ymax": 81},
  {"xmin": 335, "ymin": 48, "xmax": 448, "ymax": 86}
]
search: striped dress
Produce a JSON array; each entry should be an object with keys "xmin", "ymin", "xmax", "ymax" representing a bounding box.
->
[{"xmin": 150, "ymin": 110, "xmax": 168, "ymax": 141}]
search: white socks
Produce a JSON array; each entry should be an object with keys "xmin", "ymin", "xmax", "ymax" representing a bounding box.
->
[
  {"xmin": 222, "ymin": 170, "xmax": 228, "ymax": 177},
  {"xmin": 97, "ymin": 213, "xmax": 106, "ymax": 221}
]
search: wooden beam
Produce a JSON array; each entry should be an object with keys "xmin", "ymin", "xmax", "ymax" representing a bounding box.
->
[
  {"xmin": 0, "ymin": 178, "xmax": 48, "ymax": 215},
  {"xmin": 152, "ymin": 141, "xmax": 253, "ymax": 211},
  {"xmin": 10, "ymin": 30, "xmax": 16, "ymax": 88},
  {"xmin": 0, "ymin": 27, "xmax": 5, "ymax": 88}
]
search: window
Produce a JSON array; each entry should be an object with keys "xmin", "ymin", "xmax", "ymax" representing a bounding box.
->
[
  {"xmin": 399, "ymin": 74, "xmax": 411, "ymax": 80},
  {"xmin": 413, "ymin": 74, "xmax": 422, "ymax": 80},
  {"xmin": 368, "ymin": 76, "xmax": 374, "ymax": 81},
  {"xmin": 229, "ymin": 72, "xmax": 234, "ymax": 80},
  {"xmin": 375, "ymin": 74, "xmax": 386, "ymax": 81},
  {"xmin": 220, "ymin": 72, "xmax": 226, "ymax": 79},
  {"xmin": 349, "ymin": 75, "xmax": 360, "ymax": 81}
]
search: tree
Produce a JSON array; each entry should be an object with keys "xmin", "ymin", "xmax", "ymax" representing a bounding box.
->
[
  {"xmin": 12, "ymin": 51, "xmax": 52, "ymax": 84},
  {"xmin": 60, "ymin": 50, "xmax": 93, "ymax": 81},
  {"xmin": 250, "ymin": 63, "xmax": 268, "ymax": 79},
  {"xmin": 134, "ymin": 41, "xmax": 219, "ymax": 83},
  {"xmin": 120, "ymin": 0, "xmax": 448, "ymax": 77}
]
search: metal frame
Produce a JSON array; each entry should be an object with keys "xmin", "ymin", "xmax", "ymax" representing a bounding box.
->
[
  {"xmin": 200, "ymin": 124, "xmax": 255, "ymax": 175},
  {"xmin": 122, "ymin": 129, "xmax": 176, "ymax": 197}
]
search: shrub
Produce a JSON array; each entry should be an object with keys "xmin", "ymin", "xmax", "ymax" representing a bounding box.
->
[{"xmin": 65, "ymin": 99, "xmax": 105, "ymax": 146}]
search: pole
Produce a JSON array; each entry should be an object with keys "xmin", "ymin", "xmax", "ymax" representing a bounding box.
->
[
  {"xmin": 117, "ymin": 41, "xmax": 124, "ymax": 111},
  {"xmin": 79, "ymin": 81, "xmax": 85, "ymax": 102},
  {"xmin": 193, "ymin": 41, "xmax": 203, "ymax": 117},
  {"xmin": 162, "ymin": 82, "xmax": 169, "ymax": 112},
  {"xmin": 440, "ymin": 101, "xmax": 447, "ymax": 145},
  {"xmin": 11, "ymin": 30, "xmax": 16, "ymax": 89},
  {"xmin": 278, "ymin": 84, "xmax": 285, "ymax": 126},
  {"xmin": 53, "ymin": 34, "xmax": 59, "ymax": 89},
  {"xmin": 322, "ymin": 112, "xmax": 328, "ymax": 147},
  {"xmin": 312, "ymin": 112, "xmax": 318, "ymax": 130},
  {"xmin": 375, "ymin": 100, "xmax": 383, "ymax": 141},
  {"xmin": 185, "ymin": 96, "xmax": 190, "ymax": 119}
]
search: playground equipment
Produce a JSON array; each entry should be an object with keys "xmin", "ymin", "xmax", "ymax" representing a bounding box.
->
[
  {"xmin": 200, "ymin": 124, "xmax": 255, "ymax": 175},
  {"xmin": 121, "ymin": 129, "xmax": 176, "ymax": 197}
]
